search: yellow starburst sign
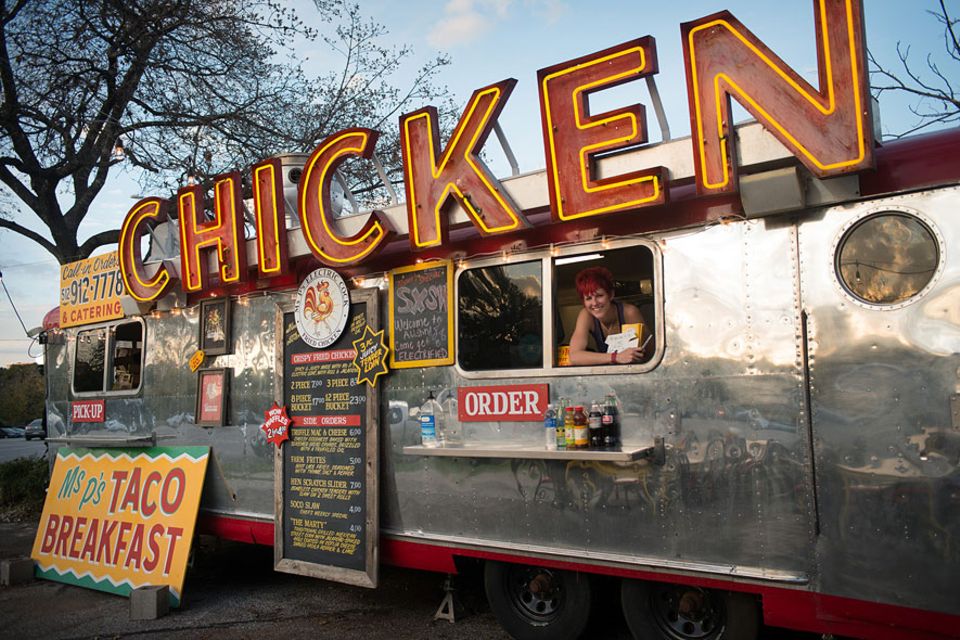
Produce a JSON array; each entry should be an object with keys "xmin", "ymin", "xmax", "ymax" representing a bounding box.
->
[{"xmin": 351, "ymin": 325, "xmax": 389, "ymax": 387}]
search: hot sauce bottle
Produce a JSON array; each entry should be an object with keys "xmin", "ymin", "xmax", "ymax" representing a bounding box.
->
[{"xmin": 573, "ymin": 405, "xmax": 588, "ymax": 449}]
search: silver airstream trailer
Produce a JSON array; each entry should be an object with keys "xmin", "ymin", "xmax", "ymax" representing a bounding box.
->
[{"xmin": 38, "ymin": 3, "xmax": 960, "ymax": 637}]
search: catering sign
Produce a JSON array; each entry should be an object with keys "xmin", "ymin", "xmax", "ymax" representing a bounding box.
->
[
  {"xmin": 31, "ymin": 446, "xmax": 210, "ymax": 606},
  {"xmin": 59, "ymin": 251, "xmax": 126, "ymax": 328}
]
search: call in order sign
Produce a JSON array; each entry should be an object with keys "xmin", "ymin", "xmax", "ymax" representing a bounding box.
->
[{"xmin": 60, "ymin": 251, "xmax": 126, "ymax": 328}]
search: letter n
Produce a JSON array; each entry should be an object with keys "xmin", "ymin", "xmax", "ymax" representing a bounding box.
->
[
  {"xmin": 682, "ymin": 0, "xmax": 873, "ymax": 194},
  {"xmin": 538, "ymin": 38, "xmax": 666, "ymax": 221},
  {"xmin": 118, "ymin": 198, "xmax": 177, "ymax": 302},
  {"xmin": 298, "ymin": 128, "xmax": 394, "ymax": 265},
  {"xmin": 178, "ymin": 172, "xmax": 248, "ymax": 292},
  {"xmin": 400, "ymin": 79, "xmax": 528, "ymax": 250}
]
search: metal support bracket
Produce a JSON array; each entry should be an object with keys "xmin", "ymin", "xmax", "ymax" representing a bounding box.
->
[{"xmin": 433, "ymin": 574, "xmax": 459, "ymax": 623}]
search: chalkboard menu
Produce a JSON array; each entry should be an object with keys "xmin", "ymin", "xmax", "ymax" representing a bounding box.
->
[
  {"xmin": 388, "ymin": 260, "xmax": 454, "ymax": 368},
  {"xmin": 274, "ymin": 288, "xmax": 379, "ymax": 588}
]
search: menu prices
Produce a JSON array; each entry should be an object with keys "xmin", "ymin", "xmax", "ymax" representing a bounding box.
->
[
  {"xmin": 388, "ymin": 260, "xmax": 454, "ymax": 368},
  {"xmin": 281, "ymin": 306, "xmax": 369, "ymax": 573}
]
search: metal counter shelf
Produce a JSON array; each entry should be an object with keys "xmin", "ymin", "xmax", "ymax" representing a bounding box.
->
[{"xmin": 403, "ymin": 437, "xmax": 665, "ymax": 463}]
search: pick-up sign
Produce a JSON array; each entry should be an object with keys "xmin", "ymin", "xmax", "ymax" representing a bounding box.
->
[{"xmin": 71, "ymin": 400, "xmax": 105, "ymax": 423}]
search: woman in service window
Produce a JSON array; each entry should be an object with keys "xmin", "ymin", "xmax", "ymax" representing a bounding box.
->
[{"xmin": 568, "ymin": 266, "xmax": 650, "ymax": 366}]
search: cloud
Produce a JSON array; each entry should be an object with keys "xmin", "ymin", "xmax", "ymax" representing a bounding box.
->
[
  {"xmin": 426, "ymin": 0, "xmax": 567, "ymax": 49},
  {"xmin": 427, "ymin": 0, "xmax": 527, "ymax": 49},
  {"xmin": 427, "ymin": 9, "xmax": 494, "ymax": 48}
]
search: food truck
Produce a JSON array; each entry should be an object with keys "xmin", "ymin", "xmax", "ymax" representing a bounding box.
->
[{"xmin": 34, "ymin": 2, "xmax": 960, "ymax": 638}]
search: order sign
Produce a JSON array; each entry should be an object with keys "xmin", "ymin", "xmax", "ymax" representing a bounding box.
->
[{"xmin": 60, "ymin": 251, "xmax": 125, "ymax": 328}]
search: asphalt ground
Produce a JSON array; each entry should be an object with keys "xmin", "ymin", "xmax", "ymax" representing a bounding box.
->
[
  {"xmin": 0, "ymin": 437, "xmax": 47, "ymax": 463},
  {"xmin": 1, "ymin": 518, "xmax": 516, "ymax": 640},
  {"xmin": 0, "ymin": 517, "xmax": 829, "ymax": 640}
]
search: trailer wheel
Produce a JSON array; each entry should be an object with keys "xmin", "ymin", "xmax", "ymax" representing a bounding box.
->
[
  {"xmin": 620, "ymin": 579, "xmax": 758, "ymax": 640},
  {"xmin": 484, "ymin": 561, "xmax": 592, "ymax": 640}
]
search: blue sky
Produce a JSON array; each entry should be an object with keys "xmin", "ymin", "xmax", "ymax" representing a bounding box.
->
[{"xmin": 0, "ymin": 0, "xmax": 954, "ymax": 364}]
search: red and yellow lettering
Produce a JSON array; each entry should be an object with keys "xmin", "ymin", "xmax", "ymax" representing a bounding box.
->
[
  {"xmin": 538, "ymin": 38, "xmax": 666, "ymax": 221},
  {"xmin": 118, "ymin": 198, "xmax": 176, "ymax": 302},
  {"xmin": 40, "ymin": 514, "xmax": 60, "ymax": 554},
  {"xmin": 80, "ymin": 519, "xmax": 99, "ymax": 562},
  {"xmin": 68, "ymin": 516, "xmax": 86, "ymax": 559},
  {"xmin": 251, "ymin": 157, "xmax": 289, "ymax": 277},
  {"xmin": 178, "ymin": 172, "xmax": 248, "ymax": 292},
  {"xmin": 112, "ymin": 520, "xmax": 133, "ymax": 566},
  {"xmin": 161, "ymin": 468, "xmax": 186, "ymax": 515},
  {"xmin": 400, "ymin": 79, "xmax": 528, "ymax": 250},
  {"xmin": 143, "ymin": 523, "xmax": 164, "ymax": 572},
  {"xmin": 682, "ymin": 0, "xmax": 873, "ymax": 193},
  {"xmin": 124, "ymin": 523, "xmax": 145, "ymax": 570},
  {"xmin": 108, "ymin": 470, "xmax": 128, "ymax": 514},
  {"xmin": 96, "ymin": 519, "xmax": 117, "ymax": 565},
  {"xmin": 53, "ymin": 514, "xmax": 73, "ymax": 557},
  {"xmin": 298, "ymin": 128, "xmax": 395, "ymax": 265},
  {"xmin": 120, "ymin": 467, "xmax": 142, "ymax": 513},
  {"xmin": 163, "ymin": 527, "xmax": 184, "ymax": 576},
  {"xmin": 141, "ymin": 470, "xmax": 162, "ymax": 517}
]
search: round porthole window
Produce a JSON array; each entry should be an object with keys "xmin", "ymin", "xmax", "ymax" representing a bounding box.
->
[{"xmin": 835, "ymin": 212, "xmax": 940, "ymax": 305}]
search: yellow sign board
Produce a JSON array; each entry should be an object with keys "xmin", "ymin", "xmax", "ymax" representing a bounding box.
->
[
  {"xmin": 59, "ymin": 251, "xmax": 125, "ymax": 328},
  {"xmin": 31, "ymin": 447, "xmax": 210, "ymax": 606}
]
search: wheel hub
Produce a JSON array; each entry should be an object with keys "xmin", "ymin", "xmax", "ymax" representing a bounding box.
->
[
  {"xmin": 511, "ymin": 568, "xmax": 562, "ymax": 621},
  {"xmin": 653, "ymin": 586, "xmax": 722, "ymax": 639}
]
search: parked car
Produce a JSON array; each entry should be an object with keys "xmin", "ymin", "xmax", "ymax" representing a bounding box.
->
[
  {"xmin": 24, "ymin": 418, "xmax": 46, "ymax": 441},
  {"xmin": 0, "ymin": 426, "xmax": 25, "ymax": 438}
]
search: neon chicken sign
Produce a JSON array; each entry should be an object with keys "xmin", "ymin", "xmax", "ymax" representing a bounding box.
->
[{"xmin": 119, "ymin": 0, "xmax": 873, "ymax": 302}]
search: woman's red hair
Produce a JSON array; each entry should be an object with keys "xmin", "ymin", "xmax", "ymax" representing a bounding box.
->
[{"xmin": 575, "ymin": 266, "xmax": 615, "ymax": 299}]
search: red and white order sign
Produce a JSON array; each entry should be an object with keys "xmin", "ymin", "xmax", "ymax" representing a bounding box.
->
[{"xmin": 457, "ymin": 384, "xmax": 549, "ymax": 422}]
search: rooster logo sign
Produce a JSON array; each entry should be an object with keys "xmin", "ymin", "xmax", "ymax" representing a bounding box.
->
[
  {"xmin": 295, "ymin": 268, "xmax": 350, "ymax": 348},
  {"xmin": 303, "ymin": 281, "xmax": 335, "ymax": 326}
]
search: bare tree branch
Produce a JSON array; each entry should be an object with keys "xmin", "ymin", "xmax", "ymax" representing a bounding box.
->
[
  {"xmin": 869, "ymin": 2, "xmax": 960, "ymax": 139},
  {"xmin": 0, "ymin": 0, "xmax": 451, "ymax": 263}
]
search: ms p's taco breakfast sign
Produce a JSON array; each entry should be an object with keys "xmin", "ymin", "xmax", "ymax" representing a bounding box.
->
[{"xmin": 31, "ymin": 446, "xmax": 209, "ymax": 605}]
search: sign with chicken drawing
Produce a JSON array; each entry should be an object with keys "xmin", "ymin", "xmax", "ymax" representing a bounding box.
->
[{"xmin": 295, "ymin": 268, "xmax": 351, "ymax": 349}]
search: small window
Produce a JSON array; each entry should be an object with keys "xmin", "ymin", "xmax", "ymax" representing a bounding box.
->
[
  {"xmin": 74, "ymin": 328, "xmax": 107, "ymax": 393},
  {"xmin": 458, "ymin": 260, "xmax": 543, "ymax": 371},
  {"xmin": 837, "ymin": 213, "xmax": 939, "ymax": 305},
  {"xmin": 73, "ymin": 320, "xmax": 144, "ymax": 394},
  {"xmin": 554, "ymin": 245, "xmax": 656, "ymax": 367}
]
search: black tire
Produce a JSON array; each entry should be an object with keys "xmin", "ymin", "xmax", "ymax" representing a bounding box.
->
[
  {"xmin": 620, "ymin": 579, "xmax": 759, "ymax": 640},
  {"xmin": 484, "ymin": 561, "xmax": 593, "ymax": 640}
]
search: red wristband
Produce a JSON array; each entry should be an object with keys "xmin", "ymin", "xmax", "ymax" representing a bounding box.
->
[{"xmin": 611, "ymin": 351, "xmax": 617, "ymax": 364}]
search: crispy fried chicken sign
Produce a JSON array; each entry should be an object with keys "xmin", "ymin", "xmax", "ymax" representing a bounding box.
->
[{"xmin": 295, "ymin": 268, "xmax": 350, "ymax": 349}]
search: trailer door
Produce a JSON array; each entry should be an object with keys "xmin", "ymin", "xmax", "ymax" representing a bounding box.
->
[{"xmin": 796, "ymin": 185, "xmax": 960, "ymax": 615}]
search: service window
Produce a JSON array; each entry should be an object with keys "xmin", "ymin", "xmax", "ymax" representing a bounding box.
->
[
  {"xmin": 458, "ymin": 260, "xmax": 543, "ymax": 371},
  {"xmin": 72, "ymin": 319, "xmax": 145, "ymax": 395},
  {"xmin": 455, "ymin": 240, "xmax": 661, "ymax": 377},
  {"xmin": 554, "ymin": 244, "xmax": 657, "ymax": 367}
]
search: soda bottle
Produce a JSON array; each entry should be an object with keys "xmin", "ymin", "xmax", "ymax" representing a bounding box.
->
[
  {"xmin": 573, "ymin": 405, "xmax": 588, "ymax": 449},
  {"xmin": 555, "ymin": 397, "xmax": 567, "ymax": 449},
  {"xmin": 420, "ymin": 391, "xmax": 439, "ymax": 448},
  {"xmin": 603, "ymin": 394, "xmax": 619, "ymax": 450},
  {"xmin": 564, "ymin": 407, "xmax": 576, "ymax": 449},
  {"xmin": 543, "ymin": 403, "xmax": 557, "ymax": 451},
  {"xmin": 588, "ymin": 402, "xmax": 603, "ymax": 449}
]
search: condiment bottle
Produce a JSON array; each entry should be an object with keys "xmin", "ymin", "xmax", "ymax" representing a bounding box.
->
[
  {"xmin": 588, "ymin": 402, "xmax": 603, "ymax": 449},
  {"xmin": 573, "ymin": 405, "xmax": 588, "ymax": 449}
]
